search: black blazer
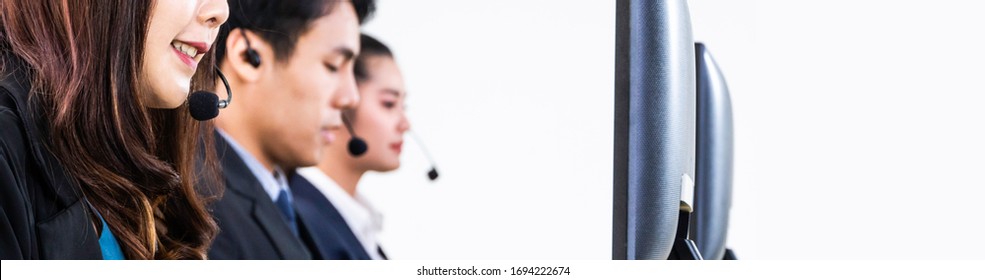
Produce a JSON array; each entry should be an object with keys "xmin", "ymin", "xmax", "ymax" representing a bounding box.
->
[
  {"xmin": 1, "ymin": 56, "xmax": 102, "ymax": 259},
  {"xmin": 291, "ymin": 173, "xmax": 382, "ymax": 260},
  {"xmin": 204, "ymin": 133, "xmax": 311, "ymax": 260}
]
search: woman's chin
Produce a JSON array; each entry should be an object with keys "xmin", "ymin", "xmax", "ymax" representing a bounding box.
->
[
  {"xmin": 378, "ymin": 161, "xmax": 400, "ymax": 172},
  {"xmin": 145, "ymin": 90, "xmax": 190, "ymax": 109}
]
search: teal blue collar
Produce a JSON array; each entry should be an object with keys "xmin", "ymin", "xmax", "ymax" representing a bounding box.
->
[{"xmin": 95, "ymin": 210, "xmax": 125, "ymax": 260}]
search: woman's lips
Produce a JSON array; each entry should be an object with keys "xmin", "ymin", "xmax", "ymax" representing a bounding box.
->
[
  {"xmin": 390, "ymin": 142, "xmax": 403, "ymax": 153},
  {"xmin": 172, "ymin": 47, "xmax": 198, "ymax": 69},
  {"xmin": 171, "ymin": 40, "xmax": 208, "ymax": 70}
]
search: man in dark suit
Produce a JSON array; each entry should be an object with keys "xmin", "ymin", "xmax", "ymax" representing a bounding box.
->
[
  {"xmin": 203, "ymin": 0, "xmax": 375, "ymax": 259},
  {"xmin": 291, "ymin": 34, "xmax": 406, "ymax": 260}
]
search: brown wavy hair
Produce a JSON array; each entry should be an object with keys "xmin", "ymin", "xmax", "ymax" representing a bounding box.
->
[{"xmin": 1, "ymin": 1, "xmax": 220, "ymax": 259}]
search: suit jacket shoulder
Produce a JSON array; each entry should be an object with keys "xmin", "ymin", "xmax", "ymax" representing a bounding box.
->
[
  {"xmin": 291, "ymin": 173, "xmax": 372, "ymax": 260},
  {"xmin": 1, "ymin": 58, "xmax": 100, "ymax": 260},
  {"xmin": 204, "ymin": 133, "xmax": 310, "ymax": 260}
]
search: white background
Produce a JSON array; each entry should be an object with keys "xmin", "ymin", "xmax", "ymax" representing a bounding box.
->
[{"xmin": 358, "ymin": 0, "xmax": 985, "ymax": 259}]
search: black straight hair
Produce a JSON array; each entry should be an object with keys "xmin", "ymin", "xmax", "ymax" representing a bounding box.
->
[
  {"xmin": 353, "ymin": 33, "xmax": 392, "ymax": 82},
  {"xmin": 215, "ymin": 0, "xmax": 376, "ymax": 64}
]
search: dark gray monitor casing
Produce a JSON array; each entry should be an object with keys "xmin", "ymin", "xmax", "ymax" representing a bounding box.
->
[{"xmin": 613, "ymin": 0, "xmax": 695, "ymax": 260}]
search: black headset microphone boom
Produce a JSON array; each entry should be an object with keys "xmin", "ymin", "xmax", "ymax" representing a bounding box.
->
[
  {"xmin": 188, "ymin": 65, "xmax": 231, "ymax": 121},
  {"xmin": 189, "ymin": 29, "xmax": 261, "ymax": 121},
  {"xmin": 343, "ymin": 113, "xmax": 369, "ymax": 157},
  {"xmin": 342, "ymin": 113, "xmax": 439, "ymax": 181}
]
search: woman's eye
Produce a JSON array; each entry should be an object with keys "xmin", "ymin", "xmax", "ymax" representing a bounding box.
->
[
  {"xmin": 382, "ymin": 101, "xmax": 396, "ymax": 109},
  {"xmin": 324, "ymin": 63, "xmax": 339, "ymax": 72}
]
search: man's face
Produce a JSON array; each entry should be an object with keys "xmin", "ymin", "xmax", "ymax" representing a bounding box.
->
[{"xmin": 255, "ymin": 2, "xmax": 361, "ymax": 169}]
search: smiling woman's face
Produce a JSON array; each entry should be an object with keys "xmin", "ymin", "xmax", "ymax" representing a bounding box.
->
[{"xmin": 140, "ymin": 0, "xmax": 228, "ymax": 108}]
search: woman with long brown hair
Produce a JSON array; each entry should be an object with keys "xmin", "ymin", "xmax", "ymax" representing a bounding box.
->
[{"xmin": 0, "ymin": 0, "xmax": 229, "ymax": 259}]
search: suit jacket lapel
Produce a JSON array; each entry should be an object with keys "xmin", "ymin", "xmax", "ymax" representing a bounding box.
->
[
  {"xmin": 250, "ymin": 196, "xmax": 309, "ymax": 259},
  {"xmin": 291, "ymin": 173, "xmax": 371, "ymax": 260},
  {"xmin": 215, "ymin": 132, "xmax": 310, "ymax": 260}
]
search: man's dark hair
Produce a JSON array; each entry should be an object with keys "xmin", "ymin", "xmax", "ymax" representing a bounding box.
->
[
  {"xmin": 353, "ymin": 33, "xmax": 392, "ymax": 82},
  {"xmin": 215, "ymin": 0, "xmax": 376, "ymax": 64}
]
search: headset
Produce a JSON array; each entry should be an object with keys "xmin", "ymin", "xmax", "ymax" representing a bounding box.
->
[
  {"xmin": 188, "ymin": 28, "xmax": 262, "ymax": 121},
  {"xmin": 188, "ymin": 66, "xmax": 231, "ymax": 121},
  {"xmin": 343, "ymin": 112, "xmax": 440, "ymax": 181},
  {"xmin": 241, "ymin": 28, "xmax": 261, "ymax": 68}
]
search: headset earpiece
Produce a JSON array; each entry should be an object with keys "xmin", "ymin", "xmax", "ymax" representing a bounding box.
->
[
  {"xmin": 245, "ymin": 49, "xmax": 261, "ymax": 68},
  {"xmin": 240, "ymin": 28, "xmax": 261, "ymax": 68}
]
